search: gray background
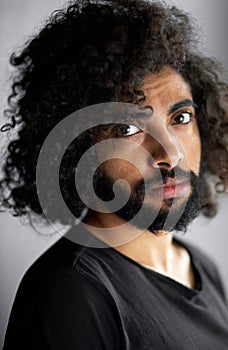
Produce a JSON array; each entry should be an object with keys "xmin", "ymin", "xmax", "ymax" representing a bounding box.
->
[{"xmin": 0, "ymin": 0, "xmax": 227, "ymax": 347}]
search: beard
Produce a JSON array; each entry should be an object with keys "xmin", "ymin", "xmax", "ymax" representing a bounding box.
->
[{"xmin": 93, "ymin": 163, "xmax": 206, "ymax": 235}]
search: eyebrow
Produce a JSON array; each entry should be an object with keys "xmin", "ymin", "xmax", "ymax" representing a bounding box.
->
[
  {"xmin": 167, "ymin": 99, "xmax": 198, "ymax": 115},
  {"xmin": 110, "ymin": 99, "xmax": 198, "ymax": 125}
]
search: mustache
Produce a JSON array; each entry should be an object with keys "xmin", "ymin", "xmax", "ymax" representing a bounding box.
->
[{"xmin": 135, "ymin": 167, "xmax": 193, "ymax": 193}]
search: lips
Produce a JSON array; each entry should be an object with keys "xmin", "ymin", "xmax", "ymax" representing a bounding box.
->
[{"xmin": 150, "ymin": 178, "xmax": 190, "ymax": 199}]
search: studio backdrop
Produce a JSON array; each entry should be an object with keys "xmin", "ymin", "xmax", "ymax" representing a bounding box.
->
[{"xmin": 0, "ymin": 0, "xmax": 227, "ymax": 348}]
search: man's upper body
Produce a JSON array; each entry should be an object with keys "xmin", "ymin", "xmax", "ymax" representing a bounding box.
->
[
  {"xmin": 1, "ymin": 0, "xmax": 228, "ymax": 349},
  {"xmin": 3, "ymin": 228, "xmax": 228, "ymax": 350}
]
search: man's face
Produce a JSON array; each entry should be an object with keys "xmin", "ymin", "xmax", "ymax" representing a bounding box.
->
[{"xmin": 93, "ymin": 67, "xmax": 204, "ymax": 233}]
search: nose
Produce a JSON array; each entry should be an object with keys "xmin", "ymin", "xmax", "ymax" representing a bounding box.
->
[{"xmin": 145, "ymin": 120, "xmax": 184, "ymax": 170}]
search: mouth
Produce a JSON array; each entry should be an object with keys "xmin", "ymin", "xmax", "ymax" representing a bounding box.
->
[{"xmin": 150, "ymin": 179, "xmax": 191, "ymax": 200}]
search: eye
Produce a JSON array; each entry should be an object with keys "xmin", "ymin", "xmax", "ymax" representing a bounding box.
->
[
  {"xmin": 113, "ymin": 124, "xmax": 142, "ymax": 137},
  {"xmin": 173, "ymin": 112, "xmax": 192, "ymax": 125}
]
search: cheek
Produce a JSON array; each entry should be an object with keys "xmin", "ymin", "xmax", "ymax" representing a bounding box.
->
[
  {"xmin": 95, "ymin": 135, "xmax": 147, "ymax": 182},
  {"xmin": 101, "ymin": 159, "xmax": 143, "ymax": 184},
  {"xmin": 180, "ymin": 129, "xmax": 201, "ymax": 175}
]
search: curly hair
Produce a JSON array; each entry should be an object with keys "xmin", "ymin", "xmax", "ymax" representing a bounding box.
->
[{"xmin": 0, "ymin": 0, "xmax": 228, "ymax": 225}]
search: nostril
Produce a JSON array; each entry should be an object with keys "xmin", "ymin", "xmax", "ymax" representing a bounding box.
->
[
  {"xmin": 156, "ymin": 162, "xmax": 172, "ymax": 169},
  {"xmin": 151, "ymin": 161, "xmax": 172, "ymax": 170},
  {"xmin": 157, "ymin": 162, "xmax": 171, "ymax": 167}
]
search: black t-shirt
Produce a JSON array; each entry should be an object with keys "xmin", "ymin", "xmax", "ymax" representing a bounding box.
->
[{"xmin": 3, "ymin": 230, "xmax": 228, "ymax": 350}]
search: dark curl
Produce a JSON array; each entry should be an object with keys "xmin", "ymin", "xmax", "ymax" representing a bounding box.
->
[{"xmin": 0, "ymin": 0, "xmax": 228, "ymax": 224}]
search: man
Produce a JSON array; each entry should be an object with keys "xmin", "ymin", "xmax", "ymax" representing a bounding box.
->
[{"xmin": 1, "ymin": 0, "xmax": 228, "ymax": 349}]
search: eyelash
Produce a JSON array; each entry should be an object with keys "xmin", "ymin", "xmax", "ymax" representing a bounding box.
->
[
  {"xmin": 103, "ymin": 111, "xmax": 195, "ymax": 138},
  {"xmin": 111, "ymin": 124, "xmax": 142, "ymax": 137},
  {"xmin": 172, "ymin": 112, "xmax": 194, "ymax": 125},
  {"xmin": 120, "ymin": 112, "xmax": 194, "ymax": 136}
]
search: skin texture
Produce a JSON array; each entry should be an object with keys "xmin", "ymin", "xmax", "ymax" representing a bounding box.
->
[
  {"xmin": 86, "ymin": 67, "xmax": 202, "ymax": 288},
  {"xmin": 98, "ymin": 66, "xmax": 201, "ymax": 204}
]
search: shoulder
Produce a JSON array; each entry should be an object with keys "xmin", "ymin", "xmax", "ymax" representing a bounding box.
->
[
  {"xmin": 17, "ymin": 236, "xmax": 112, "ymax": 300},
  {"xmin": 4, "ymin": 237, "xmax": 122, "ymax": 350},
  {"xmin": 175, "ymin": 236, "xmax": 227, "ymax": 301}
]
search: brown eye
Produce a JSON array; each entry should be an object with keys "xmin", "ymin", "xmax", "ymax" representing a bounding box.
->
[
  {"xmin": 119, "ymin": 124, "xmax": 140, "ymax": 136},
  {"xmin": 173, "ymin": 112, "xmax": 192, "ymax": 125},
  {"xmin": 114, "ymin": 124, "xmax": 141, "ymax": 136}
]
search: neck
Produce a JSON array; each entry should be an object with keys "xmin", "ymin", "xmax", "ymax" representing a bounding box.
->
[
  {"xmin": 115, "ymin": 230, "xmax": 174, "ymax": 270},
  {"xmin": 84, "ymin": 210, "xmax": 175, "ymax": 272},
  {"xmin": 84, "ymin": 210, "xmax": 195, "ymax": 289}
]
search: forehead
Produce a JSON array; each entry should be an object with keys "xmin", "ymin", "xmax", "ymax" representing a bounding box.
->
[{"xmin": 141, "ymin": 67, "xmax": 192, "ymax": 110}]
